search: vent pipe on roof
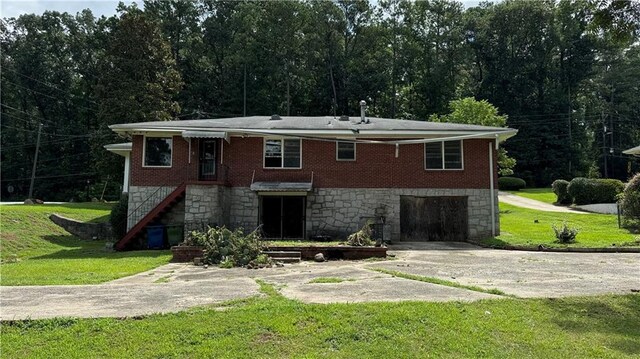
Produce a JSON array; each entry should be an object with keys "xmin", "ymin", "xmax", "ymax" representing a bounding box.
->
[
  {"xmin": 270, "ymin": 114, "xmax": 281, "ymax": 121},
  {"xmin": 360, "ymin": 100, "xmax": 368, "ymax": 124}
]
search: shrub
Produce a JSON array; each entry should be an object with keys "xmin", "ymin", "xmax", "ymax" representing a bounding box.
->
[
  {"xmin": 552, "ymin": 222, "xmax": 579, "ymax": 243},
  {"xmin": 346, "ymin": 224, "xmax": 374, "ymax": 246},
  {"xmin": 498, "ymin": 177, "xmax": 526, "ymax": 191},
  {"xmin": 109, "ymin": 194, "xmax": 128, "ymax": 240},
  {"xmin": 567, "ymin": 177, "xmax": 624, "ymax": 205},
  {"xmin": 551, "ymin": 179, "xmax": 571, "ymax": 204},
  {"xmin": 621, "ymin": 173, "xmax": 640, "ymax": 224},
  {"xmin": 189, "ymin": 226, "xmax": 265, "ymax": 267}
]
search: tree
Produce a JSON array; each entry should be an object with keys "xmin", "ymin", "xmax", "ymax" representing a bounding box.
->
[
  {"xmin": 431, "ymin": 97, "xmax": 516, "ymax": 175},
  {"xmin": 94, "ymin": 5, "xmax": 183, "ymax": 178}
]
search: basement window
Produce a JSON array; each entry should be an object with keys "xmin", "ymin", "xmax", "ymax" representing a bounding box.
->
[
  {"xmin": 336, "ymin": 141, "xmax": 356, "ymax": 161},
  {"xmin": 425, "ymin": 140, "xmax": 463, "ymax": 170},
  {"xmin": 143, "ymin": 137, "xmax": 172, "ymax": 167},
  {"xmin": 264, "ymin": 138, "xmax": 301, "ymax": 168}
]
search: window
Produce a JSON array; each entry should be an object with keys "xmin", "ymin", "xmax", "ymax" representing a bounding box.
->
[
  {"xmin": 425, "ymin": 140, "xmax": 463, "ymax": 170},
  {"xmin": 336, "ymin": 141, "xmax": 356, "ymax": 161},
  {"xmin": 264, "ymin": 138, "xmax": 301, "ymax": 168},
  {"xmin": 144, "ymin": 137, "xmax": 172, "ymax": 167}
]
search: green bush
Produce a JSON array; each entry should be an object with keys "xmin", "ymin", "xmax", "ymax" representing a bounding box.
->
[
  {"xmin": 498, "ymin": 177, "xmax": 526, "ymax": 191},
  {"xmin": 621, "ymin": 173, "xmax": 640, "ymax": 224},
  {"xmin": 551, "ymin": 179, "xmax": 571, "ymax": 204},
  {"xmin": 567, "ymin": 177, "xmax": 624, "ymax": 205},
  {"xmin": 188, "ymin": 226, "xmax": 265, "ymax": 267},
  {"xmin": 109, "ymin": 194, "xmax": 128, "ymax": 240}
]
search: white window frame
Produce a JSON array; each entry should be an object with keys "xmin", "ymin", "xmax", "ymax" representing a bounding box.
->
[
  {"xmin": 142, "ymin": 135, "xmax": 173, "ymax": 168},
  {"xmin": 336, "ymin": 141, "xmax": 356, "ymax": 161},
  {"xmin": 263, "ymin": 137, "xmax": 302, "ymax": 169},
  {"xmin": 424, "ymin": 140, "xmax": 464, "ymax": 171}
]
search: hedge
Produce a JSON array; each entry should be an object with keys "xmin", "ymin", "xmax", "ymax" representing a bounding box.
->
[
  {"xmin": 498, "ymin": 177, "xmax": 526, "ymax": 191},
  {"xmin": 551, "ymin": 179, "xmax": 571, "ymax": 204},
  {"xmin": 566, "ymin": 177, "xmax": 624, "ymax": 205},
  {"xmin": 621, "ymin": 173, "xmax": 640, "ymax": 223}
]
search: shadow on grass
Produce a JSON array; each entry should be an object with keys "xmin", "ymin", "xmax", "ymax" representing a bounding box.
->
[
  {"xmin": 549, "ymin": 295, "xmax": 640, "ymax": 356},
  {"xmin": 32, "ymin": 235, "xmax": 169, "ymax": 260}
]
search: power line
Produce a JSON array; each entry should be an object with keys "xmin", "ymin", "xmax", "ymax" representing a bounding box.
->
[
  {"xmin": 2, "ymin": 79, "xmax": 98, "ymax": 113},
  {"xmin": 2, "ymin": 68, "xmax": 100, "ymax": 106},
  {"xmin": 2, "ymin": 172, "xmax": 96, "ymax": 182}
]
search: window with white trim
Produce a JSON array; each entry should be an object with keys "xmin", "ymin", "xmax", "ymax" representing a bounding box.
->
[
  {"xmin": 336, "ymin": 141, "xmax": 356, "ymax": 161},
  {"xmin": 425, "ymin": 140, "xmax": 463, "ymax": 170},
  {"xmin": 144, "ymin": 137, "xmax": 172, "ymax": 167},
  {"xmin": 264, "ymin": 138, "xmax": 301, "ymax": 168}
]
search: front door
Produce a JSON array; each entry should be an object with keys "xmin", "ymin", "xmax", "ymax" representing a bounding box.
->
[
  {"xmin": 260, "ymin": 196, "xmax": 305, "ymax": 239},
  {"xmin": 199, "ymin": 139, "xmax": 217, "ymax": 180}
]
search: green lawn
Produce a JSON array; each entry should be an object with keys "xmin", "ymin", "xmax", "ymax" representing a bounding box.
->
[
  {"xmin": 0, "ymin": 203, "xmax": 171, "ymax": 285},
  {"xmin": 2, "ymin": 282, "xmax": 638, "ymax": 358},
  {"xmin": 485, "ymin": 202, "xmax": 639, "ymax": 248},
  {"xmin": 507, "ymin": 187, "xmax": 557, "ymax": 204}
]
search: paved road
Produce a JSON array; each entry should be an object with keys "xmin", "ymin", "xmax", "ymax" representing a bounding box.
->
[
  {"xmin": 499, "ymin": 191, "xmax": 589, "ymax": 213},
  {"xmin": 1, "ymin": 242, "xmax": 638, "ymax": 320}
]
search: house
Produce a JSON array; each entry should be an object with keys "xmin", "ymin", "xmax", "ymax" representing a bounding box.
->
[
  {"xmin": 106, "ymin": 105, "xmax": 517, "ymax": 250},
  {"xmin": 623, "ymin": 145, "xmax": 640, "ymax": 157}
]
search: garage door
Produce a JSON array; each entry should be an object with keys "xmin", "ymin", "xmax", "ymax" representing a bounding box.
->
[{"xmin": 400, "ymin": 196, "xmax": 468, "ymax": 241}]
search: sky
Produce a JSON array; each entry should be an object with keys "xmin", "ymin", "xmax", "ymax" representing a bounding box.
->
[
  {"xmin": 1, "ymin": 0, "xmax": 488, "ymax": 19},
  {"xmin": 1, "ymin": 0, "xmax": 137, "ymax": 19}
]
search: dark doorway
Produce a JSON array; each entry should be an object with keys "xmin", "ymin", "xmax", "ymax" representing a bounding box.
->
[
  {"xmin": 400, "ymin": 196, "xmax": 468, "ymax": 241},
  {"xmin": 260, "ymin": 196, "xmax": 305, "ymax": 239},
  {"xmin": 199, "ymin": 139, "xmax": 217, "ymax": 181}
]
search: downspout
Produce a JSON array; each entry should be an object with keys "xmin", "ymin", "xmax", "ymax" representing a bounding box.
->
[{"xmin": 489, "ymin": 141, "xmax": 496, "ymax": 237}]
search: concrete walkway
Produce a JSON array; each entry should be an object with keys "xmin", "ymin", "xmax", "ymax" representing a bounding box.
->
[
  {"xmin": 2, "ymin": 242, "xmax": 638, "ymax": 320},
  {"xmin": 499, "ymin": 191, "xmax": 589, "ymax": 214}
]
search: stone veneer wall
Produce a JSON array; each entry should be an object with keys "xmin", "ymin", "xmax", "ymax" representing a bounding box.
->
[
  {"xmin": 127, "ymin": 186, "xmax": 177, "ymax": 230},
  {"xmin": 127, "ymin": 185, "xmax": 498, "ymax": 242},
  {"xmin": 183, "ymin": 185, "xmax": 225, "ymax": 234},
  {"xmin": 306, "ymin": 188, "xmax": 498, "ymax": 241}
]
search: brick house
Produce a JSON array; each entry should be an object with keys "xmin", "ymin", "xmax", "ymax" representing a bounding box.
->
[{"xmin": 106, "ymin": 110, "xmax": 516, "ymax": 250}]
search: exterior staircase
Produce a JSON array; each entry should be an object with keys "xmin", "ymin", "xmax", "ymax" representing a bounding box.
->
[
  {"xmin": 115, "ymin": 183, "xmax": 187, "ymax": 251},
  {"xmin": 263, "ymin": 250, "xmax": 301, "ymax": 263}
]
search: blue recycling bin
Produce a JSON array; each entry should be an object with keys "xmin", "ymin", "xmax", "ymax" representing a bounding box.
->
[{"xmin": 146, "ymin": 225, "xmax": 165, "ymax": 249}]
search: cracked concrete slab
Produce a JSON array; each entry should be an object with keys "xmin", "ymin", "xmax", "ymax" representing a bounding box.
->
[
  {"xmin": 2, "ymin": 242, "xmax": 638, "ymax": 320},
  {"xmin": 0, "ymin": 278, "xmax": 259, "ymax": 320},
  {"xmin": 373, "ymin": 242, "xmax": 640, "ymax": 297}
]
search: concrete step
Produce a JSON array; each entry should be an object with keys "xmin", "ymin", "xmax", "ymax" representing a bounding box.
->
[
  {"xmin": 263, "ymin": 251, "xmax": 301, "ymax": 259},
  {"xmin": 272, "ymin": 257, "xmax": 301, "ymax": 264}
]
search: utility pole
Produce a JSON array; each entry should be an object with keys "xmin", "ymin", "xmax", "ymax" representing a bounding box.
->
[
  {"xmin": 602, "ymin": 112, "xmax": 608, "ymax": 178},
  {"xmin": 243, "ymin": 63, "xmax": 247, "ymax": 117},
  {"xmin": 28, "ymin": 123, "xmax": 43, "ymax": 200},
  {"xmin": 568, "ymin": 86, "xmax": 572, "ymax": 174}
]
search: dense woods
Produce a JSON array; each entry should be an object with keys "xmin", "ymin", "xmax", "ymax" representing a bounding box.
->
[{"xmin": 1, "ymin": 0, "xmax": 639, "ymax": 200}]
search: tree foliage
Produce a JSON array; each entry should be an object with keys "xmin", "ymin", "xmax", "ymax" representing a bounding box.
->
[{"xmin": 1, "ymin": 0, "xmax": 639, "ymax": 200}]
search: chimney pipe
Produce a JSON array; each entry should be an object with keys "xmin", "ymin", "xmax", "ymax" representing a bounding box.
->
[{"xmin": 360, "ymin": 100, "xmax": 367, "ymax": 123}]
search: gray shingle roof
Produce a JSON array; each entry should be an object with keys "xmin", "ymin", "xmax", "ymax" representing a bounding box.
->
[{"xmin": 110, "ymin": 116, "xmax": 512, "ymax": 133}]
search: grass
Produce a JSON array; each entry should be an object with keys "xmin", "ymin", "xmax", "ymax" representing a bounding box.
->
[
  {"xmin": 483, "ymin": 203, "xmax": 638, "ymax": 249},
  {"xmin": 308, "ymin": 277, "xmax": 354, "ymax": 284},
  {"xmin": 1, "ymin": 286, "xmax": 638, "ymax": 358},
  {"xmin": 0, "ymin": 203, "xmax": 171, "ymax": 285},
  {"xmin": 506, "ymin": 187, "xmax": 557, "ymax": 204},
  {"xmin": 371, "ymin": 268, "xmax": 508, "ymax": 296}
]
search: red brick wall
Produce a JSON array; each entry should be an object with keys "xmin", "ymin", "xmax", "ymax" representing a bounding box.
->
[
  {"xmin": 130, "ymin": 135, "xmax": 499, "ymax": 189},
  {"xmin": 130, "ymin": 135, "xmax": 198, "ymax": 186}
]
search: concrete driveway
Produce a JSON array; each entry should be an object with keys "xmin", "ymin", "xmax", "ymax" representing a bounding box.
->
[{"xmin": 1, "ymin": 242, "xmax": 638, "ymax": 320}]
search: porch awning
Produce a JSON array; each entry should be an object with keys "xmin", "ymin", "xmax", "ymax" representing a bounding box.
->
[
  {"xmin": 104, "ymin": 142, "xmax": 132, "ymax": 157},
  {"xmin": 250, "ymin": 181, "xmax": 313, "ymax": 195},
  {"xmin": 181, "ymin": 130, "xmax": 229, "ymax": 142}
]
